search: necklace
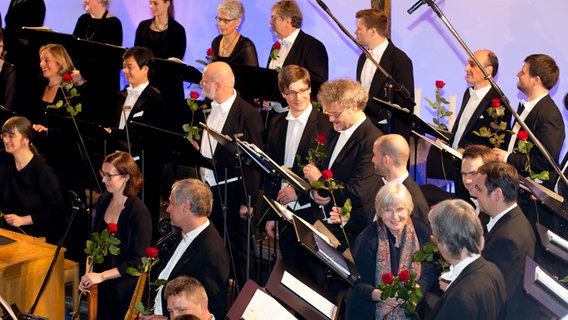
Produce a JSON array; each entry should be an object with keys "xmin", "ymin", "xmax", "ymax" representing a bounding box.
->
[
  {"xmin": 153, "ymin": 18, "xmax": 168, "ymax": 31},
  {"xmin": 221, "ymin": 34, "xmax": 239, "ymax": 55}
]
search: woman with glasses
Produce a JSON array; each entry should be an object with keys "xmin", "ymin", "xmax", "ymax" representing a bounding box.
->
[
  {"xmin": 135, "ymin": 0, "xmax": 186, "ymax": 110},
  {"xmin": 345, "ymin": 182, "xmax": 435, "ymax": 320},
  {"xmin": 0, "ymin": 116, "xmax": 64, "ymax": 244},
  {"xmin": 211, "ymin": 0, "xmax": 258, "ymax": 67},
  {"xmin": 79, "ymin": 151, "xmax": 152, "ymax": 320}
]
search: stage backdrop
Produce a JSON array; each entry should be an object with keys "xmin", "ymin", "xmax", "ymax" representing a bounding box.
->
[{"xmin": 2, "ymin": 0, "xmax": 567, "ymax": 156}]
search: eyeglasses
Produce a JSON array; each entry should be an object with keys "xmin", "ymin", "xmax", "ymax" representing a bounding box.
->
[
  {"xmin": 381, "ymin": 207, "xmax": 408, "ymax": 216},
  {"xmin": 99, "ymin": 170, "xmax": 123, "ymax": 180},
  {"xmin": 215, "ymin": 16, "xmax": 236, "ymax": 24},
  {"xmin": 323, "ymin": 108, "xmax": 346, "ymax": 119},
  {"xmin": 284, "ymin": 87, "xmax": 310, "ymax": 97}
]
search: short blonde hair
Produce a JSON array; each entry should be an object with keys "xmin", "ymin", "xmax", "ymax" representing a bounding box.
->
[
  {"xmin": 375, "ymin": 182, "xmax": 414, "ymax": 220},
  {"xmin": 39, "ymin": 43, "xmax": 74, "ymax": 76}
]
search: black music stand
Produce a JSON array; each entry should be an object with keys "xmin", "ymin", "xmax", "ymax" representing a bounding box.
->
[
  {"xmin": 228, "ymin": 63, "xmax": 285, "ymax": 104},
  {"xmin": 266, "ymin": 259, "xmax": 342, "ymax": 320},
  {"xmin": 524, "ymin": 256, "xmax": 568, "ymax": 318},
  {"xmin": 536, "ymin": 223, "xmax": 568, "ymax": 263},
  {"xmin": 130, "ymin": 121, "xmax": 213, "ymax": 169},
  {"xmin": 154, "ymin": 57, "xmax": 202, "ymax": 84},
  {"xmin": 521, "ymin": 177, "xmax": 568, "ymax": 222},
  {"xmin": 293, "ymin": 215, "xmax": 360, "ymax": 287}
]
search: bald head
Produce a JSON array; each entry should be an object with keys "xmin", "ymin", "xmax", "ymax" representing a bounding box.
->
[
  {"xmin": 201, "ymin": 61, "xmax": 235, "ymax": 103},
  {"xmin": 375, "ymin": 134, "xmax": 409, "ymax": 168},
  {"xmin": 465, "ymin": 49, "xmax": 499, "ymax": 89}
]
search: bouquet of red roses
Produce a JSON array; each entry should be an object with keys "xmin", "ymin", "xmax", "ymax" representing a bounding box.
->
[{"xmin": 377, "ymin": 270, "xmax": 423, "ymax": 317}]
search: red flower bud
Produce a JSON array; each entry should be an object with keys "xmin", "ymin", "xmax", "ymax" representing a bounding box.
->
[
  {"xmin": 107, "ymin": 223, "xmax": 118, "ymax": 234},
  {"xmin": 206, "ymin": 48, "xmax": 214, "ymax": 56},
  {"xmin": 517, "ymin": 130, "xmax": 529, "ymax": 142},
  {"xmin": 399, "ymin": 270, "xmax": 410, "ymax": 282},
  {"xmin": 491, "ymin": 98, "xmax": 501, "ymax": 108},
  {"xmin": 189, "ymin": 91, "xmax": 200, "ymax": 100},
  {"xmin": 63, "ymin": 73, "xmax": 73, "ymax": 83},
  {"xmin": 316, "ymin": 133, "xmax": 328, "ymax": 145},
  {"xmin": 321, "ymin": 169, "xmax": 333, "ymax": 180},
  {"xmin": 145, "ymin": 247, "xmax": 159, "ymax": 259},
  {"xmin": 382, "ymin": 273, "xmax": 395, "ymax": 285},
  {"xmin": 435, "ymin": 80, "xmax": 445, "ymax": 89},
  {"xmin": 273, "ymin": 41, "xmax": 281, "ymax": 50}
]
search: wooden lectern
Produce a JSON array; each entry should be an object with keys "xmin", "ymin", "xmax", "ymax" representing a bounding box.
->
[{"xmin": 0, "ymin": 228, "xmax": 65, "ymax": 319}]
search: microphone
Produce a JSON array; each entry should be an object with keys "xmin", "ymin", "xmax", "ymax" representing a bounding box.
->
[
  {"xmin": 408, "ymin": 0, "xmax": 430, "ymax": 15},
  {"xmin": 68, "ymin": 190, "xmax": 86, "ymax": 211}
]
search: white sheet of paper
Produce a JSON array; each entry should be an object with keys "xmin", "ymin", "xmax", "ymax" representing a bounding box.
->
[
  {"xmin": 241, "ymin": 289, "xmax": 297, "ymax": 320},
  {"xmin": 281, "ymin": 271, "xmax": 337, "ymax": 319}
]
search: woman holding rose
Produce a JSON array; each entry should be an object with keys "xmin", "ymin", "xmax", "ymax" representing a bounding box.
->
[
  {"xmin": 211, "ymin": 0, "xmax": 258, "ymax": 67},
  {"xmin": 79, "ymin": 151, "xmax": 152, "ymax": 320},
  {"xmin": 345, "ymin": 182, "xmax": 435, "ymax": 320}
]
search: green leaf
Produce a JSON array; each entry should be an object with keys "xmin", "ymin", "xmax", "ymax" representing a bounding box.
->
[
  {"xmin": 125, "ymin": 267, "xmax": 143, "ymax": 277},
  {"xmin": 134, "ymin": 301, "xmax": 145, "ymax": 313}
]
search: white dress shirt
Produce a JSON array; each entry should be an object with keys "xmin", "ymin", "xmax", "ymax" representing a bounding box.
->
[
  {"xmin": 360, "ymin": 39, "xmax": 389, "ymax": 92},
  {"xmin": 268, "ymin": 28, "xmax": 300, "ymax": 70},
  {"xmin": 451, "ymin": 85, "xmax": 491, "ymax": 149},
  {"xmin": 119, "ymin": 81, "xmax": 149, "ymax": 130},
  {"xmin": 328, "ymin": 115, "xmax": 367, "ymax": 168}
]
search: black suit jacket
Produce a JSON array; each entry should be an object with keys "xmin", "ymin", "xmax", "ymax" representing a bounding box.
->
[
  {"xmin": 198, "ymin": 95, "xmax": 264, "ymax": 206},
  {"xmin": 266, "ymin": 30, "xmax": 328, "ymax": 84},
  {"xmin": 507, "ymin": 94, "xmax": 565, "ymax": 189},
  {"xmin": 356, "ymin": 42, "xmax": 414, "ymax": 136},
  {"xmin": 265, "ymin": 107, "xmax": 332, "ymax": 221},
  {"xmin": 378, "ymin": 176, "xmax": 430, "ymax": 223},
  {"xmin": 482, "ymin": 205, "xmax": 546, "ymax": 320},
  {"xmin": 321, "ymin": 118, "xmax": 382, "ymax": 243},
  {"xmin": 428, "ymin": 257, "xmax": 506, "ymax": 320},
  {"xmin": 452, "ymin": 87, "xmax": 512, "ymax": 149},
  {"xmin": 157, "ymin": 223, "xmax": 230, "ymax": 320},
  {"xmin": 5, "ymin": 0, "xmax": 45, "ymax": 32},
  {"xmin": 113, "ymin": 85, "xmax": 168, "ymax": 132}
]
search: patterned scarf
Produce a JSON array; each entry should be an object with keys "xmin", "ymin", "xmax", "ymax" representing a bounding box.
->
[{"xmin": 374, "ymin": 218, "xmax": 422, "ymax": 320}]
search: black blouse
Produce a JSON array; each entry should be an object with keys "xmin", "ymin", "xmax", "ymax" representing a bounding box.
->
[{"xmin": 211, "ymin": 34, "xmax": 259, "ymax": 67}]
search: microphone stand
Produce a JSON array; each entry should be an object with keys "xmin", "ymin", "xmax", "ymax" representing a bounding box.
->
[
  {"xmin": 21, "ymin": 191, "xmax": 86, "ymax": 319},
  {"xmin": 408, "ymin": 0, "xmax": 568, "ymax": 187},
  {"xmin": 314, "ymin": 0, "xmax": 415, "ymax": 107}
]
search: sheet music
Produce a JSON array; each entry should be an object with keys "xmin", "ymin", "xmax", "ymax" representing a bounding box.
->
[
  {"xmin": 524, "ymin": 177, "xmax": 564, "ymax": 203},
  {"xmin": 548, "ymin": 230, "xmax": 568, "ymax": 252},
  {"xmin": 413, "ymin": 130, "xmax": 462, "ymax": 159},
  {"xmin": 281, "ymin": 271, "xmax": 337, "ymax": 320},
  {"xmin": 241, "ymin": 289, "xmax": 297, "ymax": 320},
  {"xmin": 535, "ymin": 266, "xmax": 568, "ymax": 305},
  {"xmin": 313, "ymin": 235, "xmax": 350, "ymax": 277}
]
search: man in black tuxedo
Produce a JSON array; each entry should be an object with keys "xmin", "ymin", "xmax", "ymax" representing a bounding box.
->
[
  {"xmin": 428, "ymin": 199, "xmax": 506, "ymax": 320},
  {"xmin": 197, "ymin": 61, "xmax": 264, "ymax": 288},
  {"xmin": 110, "ymin": 46, "xmax": 168, "ymax": 239},
  {"xmin": 354, "ymin": 9, "xmax": 414, "ymax": 139},
  {"xmin": 372, "ymin": 134, "xmax": 429, "ymax": 223},
  {"xmin": 149, "ymin": 179, "xmax": 229, "ymax": 320},
  {"xmin": 427, "ymin": 50, "xmax": 510, "ymax": 180},
  {"xmin": 303, "ymin": 79, "xmax": 382, "ymax": 250},
  {"xmin": 472, "ymin": 162, "xmax": 549, "ymax": 320},
  {"xmin": 267, "ymin": 0, "xmax": 328, "ymax": 84},
  {"xmin": 494, "ymin": 54, "xmax": 564, "ymax": 190},
  {"xmin": 264, "ymin": 65, "xmax": 331, "ymax": 281}
]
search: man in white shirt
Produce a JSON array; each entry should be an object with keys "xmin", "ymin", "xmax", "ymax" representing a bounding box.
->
[
  {"xmin": 471, "ymin": 162, "xmax": 549, "ymax": 320},
  {"xmin": 428, "ymin": 199, "xmax": 506, "ymax": 319},
  {"xmin": 354, "ymin": 9, "xmax": 414, "ymax": 139}
]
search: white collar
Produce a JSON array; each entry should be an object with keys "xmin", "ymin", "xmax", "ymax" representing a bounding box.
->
[
  {"xmin": 281, "ymin": 28, "xmax": 301, "ymax": 47},
  {"xmin": 127, "ymin": 81, "xmax": 149, "ymax": 94},
  {"xmin": 285, "ymin": 104, "xmax": 312, "ymax": 125},
  {"xmin": 468, "ymin": 84, "xmax": 491, "ymax": 99},
  {"xmin": 486, "ymin": 203, "xmax": 517, "ymax": 233},
  {"xmin": 212, "ymin": 89, "xmax": 237, "ymax": 114},
  {"xmin": 339, "ymin": 114, "xmax": 366, "ymax": 136},
  {"xmin": 381, "ymin": 170, "xmax": 409, "ymax": 185},
  {"xmin": 441, "ymin": 254, "xmax": 480, "ymax": 289},
  {"xmin": 522, "ymin": 92, "xmax": 548, "ymax": 115}
]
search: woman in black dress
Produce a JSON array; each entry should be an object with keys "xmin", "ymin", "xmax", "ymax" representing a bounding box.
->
[
  {"xmin": 211, "ymin": 0, "xmax": 258, "ymax": 67},
  {"xmin": 79, "ymin": 151, "xmax": 152, "ymax": 320},
  {"xmin": 0, "ymin": 116, "xmax": 65, "ymax": 244},
  {"xmin": 135, "ymin": 0, "xmax": 186, "ymax": 111},
  {"xmin": 0, "ymin": 29, "xmax": 16, "ymax": 111},
  {"xmin": 73, "ymin": 0, "xmax": 123, "ymax": 126}
]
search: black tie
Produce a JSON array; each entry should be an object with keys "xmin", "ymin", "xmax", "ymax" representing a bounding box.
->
[{"xmin": 517, "ymin": 102, "xmax": 525, "ymax": 116}]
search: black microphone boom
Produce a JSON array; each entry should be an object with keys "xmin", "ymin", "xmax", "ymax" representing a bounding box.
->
[{"xmin": 408, "ymin": 0, "xmax": 432, "ymax": 15}]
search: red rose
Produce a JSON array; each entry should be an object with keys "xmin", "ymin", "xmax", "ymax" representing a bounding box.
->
[
  {"xmin": 273, "ymin": 41, "xmax": 281, "ymax": 50},
  {"xmin": 382, "ymin": 273, "xmax": 395, "ymax": 285},
  {"xmin": 517, "ymin": 130, "xmax": 529, "ymax": 141},
  {"xmin": 189, "ymin": 91, "xmax": 200, "ymax": 100},
  {"xmin": 435, "ymin": 80, "xmax": 445, "ymax": 89},
  {"xmin": 316, "ymin": 133, "xmax": 328, "ymax": 144},
  {"xmin": 145, "ymin": 247, "xmax": 159, "ymax": 259},
  {"xmin": 399, "ymin": 270, "xmax": 410, "ymax": 282},
  {"xmin": 321, "ymin": 169, "xmax": 333, "ymax": 180},
  {"xmin": 491, "ymin": 98, "xmax": 501, "ymax": 108},
  {"xmin": 206, "ymin": 48, "xmax": 214, "ymax": 56},
  {"xmin": 63, "ymin": 73, "xmax": 73, "ymax": 83},
  {"xmin": 106, "ymin": 223, "xmax": 118, "ymax": 234}
]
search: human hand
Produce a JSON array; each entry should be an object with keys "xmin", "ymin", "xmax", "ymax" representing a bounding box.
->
[
  {"xmin": 3, "ymin": 214, "xmax": 30, "ymax": 227},
  {"xmin": 277, "ymin": 186, "xmax": 298, "ymax": 205},
  {"xmin": 32, "ymin": 124, "xmax": 49, "ymax": 134},
  {"xmin": 492, "ymin": 148, "xmax": 508, "ymax": 162},
  {"xmin": 329, "ymin": 206, "xmax": 349, "ymax": 224},
  {"xmin": 239, "ymin": 205, "xmax": 252, "ymax": 220},
  {"xmin": 71, "ymin": 69, "xmax": 86, "ymax": 86},
  {"xmin": 265, "ymin": 221, "xmax": 278, "ymax": 238},
  {"xmin": 303, "ymin": 164, "xmax": 322, "ymax": 182},
  {"xmin": 79, "ymin": 272, "xmax": 104, "ymax": 290},
  {"xmin": 311, "ymin": 190, "xmax": 330, "ymax": 206}
]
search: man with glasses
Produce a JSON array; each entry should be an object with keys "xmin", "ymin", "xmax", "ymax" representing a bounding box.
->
[
  {"xmin": 263, "ymin": 65, "xmax": 331, "ymax": 282},
  {"xmin": 268, "ymin": 0, "xmax": 328, "ymax": 84},
  {"xmin": 303, "ymin": 78, "xmax": 382, "ymax": 251}
]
